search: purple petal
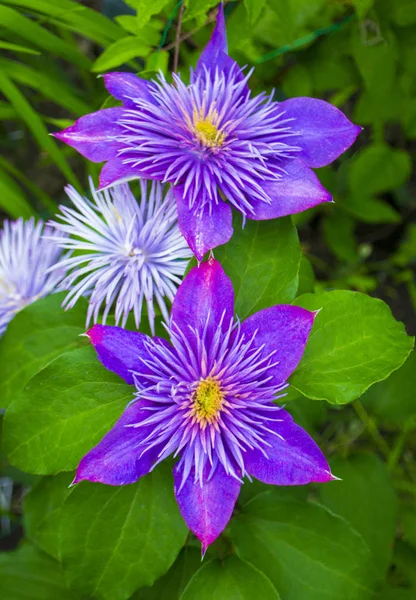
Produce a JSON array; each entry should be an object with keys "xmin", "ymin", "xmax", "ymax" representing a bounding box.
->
[
  {"xmin": 239, "ymin": 305, "xmax": 316, "ymax": 385},
  {"xmin": 171, "ymin": 259, "xmax": 234, "ymax": 341},
  {"xmin": 99, "ymin": 158, "xmax": 147, "ymax": 189},
  {"xmin": 73, "ymin": 401, "xmax": 159, "ymax": 485},
  {"xmin": 103, "ymin": 72, "xmax": 155, "ymax": 109},
  {"xmin": 280, "ymin": 98, "xmax": 362, "ymax": 168},
  {"xmin": 54, "ymin": 108, "xmax": 124, "ymax": 162},
  {"xmin": 87, "ymin": 324, "xmax": 154, "ymax": 385},
  {"xmin": 195, "ymin": 3, "xmax": 244, "ymax": 82},
  {"xmin": 249, "ymin": 159, "xmax": 332, "ymax": 220},
  {"xmin": 175, "ymin": 186, "xmax": 233, "ymax": 261},
  {"xmin": 245, "ymin": 409, "xmax": 333, "ymax": 485},
  {"xmin": 174, "ymin": 462, "xmax": 241, "ymax": 553}
]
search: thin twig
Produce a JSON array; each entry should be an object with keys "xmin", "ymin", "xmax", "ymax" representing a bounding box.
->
[
  {"xmin": 173, "ymin": 0, "xmax": 185, "ymax": 73},
  {"xmin": 162, "ymin": 12, "xmax": 217, "ymax": 52}
]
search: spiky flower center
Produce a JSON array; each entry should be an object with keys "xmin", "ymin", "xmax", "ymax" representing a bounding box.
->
[
  {"xmin": 192, "ymin": 377, "xmax": 223, "ymax": 424},
  {"xmin": 194, "ymin": 118, "xmax": 225, "ymax": 148}
]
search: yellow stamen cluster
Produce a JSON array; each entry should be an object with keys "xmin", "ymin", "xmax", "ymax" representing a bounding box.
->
[
  {"xmin": 195, "ymin": 119, "xmax": 225, "ymax": 148},
  {"xmin": 192, "ymin": 377, "xmax": 224, "ymax": 425},
  {"xmin": 192, "ymin": 104, "xmax": 225, "ymax": 148}
]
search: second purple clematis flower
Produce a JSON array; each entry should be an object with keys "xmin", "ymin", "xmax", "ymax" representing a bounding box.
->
[
  {"xmin": 74, "ymin": 259, "xmax": 334, "ymax": 552},
  {"xmin": 55, "ymin": 4, "xmax": 360, "ymax": 260}
]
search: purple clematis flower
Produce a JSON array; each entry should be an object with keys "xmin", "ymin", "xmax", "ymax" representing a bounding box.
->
[
  {"xmin": 55, "ymin": 4, "xmax": 360, "ymax": 260},
  {"xmin": 74, "ymin": 259, "xmax": 334, "ymax": 551}
]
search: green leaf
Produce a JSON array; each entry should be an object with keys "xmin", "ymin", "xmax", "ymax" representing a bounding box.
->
[
  {"xmin": 230, "ymin": 493, "xmax": 374, "ymax": 600},
  {"xmin": 91, "ymin": 36, "xmax": 151, "ymax": 72},
  {"xmin": 341, "ymin": 195, "xmax": 400, "ymax": 224},
  {"xmin": 215, "ymin": 216, "xmax": 301, "ymax": 320},
  {"xmin": 0, "ymin": 293, "xmax": 86, "ymax": 409},
  {"xmin": 402, "ymin": 505, "xmax": 416, "ymax": 551},
  {"xmin": 3, "ymin": 346, "xmax": 133, "ymax": 474},
  {"xmin": 185, "ymin": 0, "xmax": 220, "ymax": 21},
  {"xmin": 244, "ymin": 0, "xmax": 267, "ymax": 25},
  {"xmin": 350, "ymin": 144, "xmax": 412, "ymax": 197},
  {"xmin": 351, "ymin": 0, "xmax": 374, "ymax": 20},
  {"xmin": 361, "ymin": 351, "xmax": 416, "ymax": 424},
  {"xmin": 0, "ymin": 0, "xmax": 124, "ymax": 45},
  {"xmin": 320, "ymin": 454, "xmax": 397, "ymax": 578},
  {"xmin": 0, "ymin": 58, "xmax": 91, "ymax": 115},
  {"xmin": 0, "ymin": 40, "xmax": 40, "ymax": 54},
  {"xmin": 375, "ymin": 589, "xmax": 416, "ymax": 600},
  {"xmin": 136, "ymin": 0, "xmax": 173, "ymax": 27},
  {"xmin": 59, "ymin": 465, "xmax": 187, "ymax": 600},
  {"xmin": 392, "ymin": 0, "xmax": 416, "ymax": 26},
  {"xmin": 132, "ymin": 548, "xmax": 201, "ymax": 600},
  {"xmin": 0, "ymin": 157, "xmax": 56, "ymax": 213},
  {"xmin": 0, "ymin": 5, "xmax": 90, "ymax": 69},
  {"xmin": 181, "ymin": 555, "xmax": 280, "ymax": 599},
  {"xmin": 23, "ymin": 473, "xmax": 74, "ymax": 559},
  {"xmin": 0, "ymin": 165, "xmax": 35, "ymax": 218},
  {"xmin": 0, "ymin": 71, "xmax": 80, "ymax": 188},
  {"xmin": 322, "ymin": 212, "xmax": 358, "ymax": 263},
  {"xmin": 0, "ymin": 543, "xmax": 76, "ymax": 600},
  {"xmin": 296, "ymin": 256, "xmax": 315, "ymax": 295},
  {"xmin": 352, "ymin": 29, "xmax": 397, "ymax": 98},
  {"xmin": 291, "ymin": 291, "xmax": 414, "ymax": 404}
]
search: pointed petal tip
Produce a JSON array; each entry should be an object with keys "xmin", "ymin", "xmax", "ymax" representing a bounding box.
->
[
  {"xmin": 201, "ymin": 543, "xmax": 208, "ymax": 560},
  {"xmin": 329, "ymin": 472, "xmax": 342, "ymax": 482},
  {"xmin": 68, "ymin": 475, "xmax": 80, "ymax": 488},
  {"xmin": 86, "ymin": 323, "xmax": 104, "ymax": 344}
]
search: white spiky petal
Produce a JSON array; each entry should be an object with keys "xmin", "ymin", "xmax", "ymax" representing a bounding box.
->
[
  {"xmin": 48, "ymin": 179, "xmax": 192, "ymax": 334},
  {"xmin": 0, "ymin": 218, "xmax": 64, "ymax": 336}
]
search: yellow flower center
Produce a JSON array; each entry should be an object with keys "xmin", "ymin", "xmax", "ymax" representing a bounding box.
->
[
  {"xmin": 194, "ymin": 118, "xmax": 225, "ymax": 148},
  {"xmin": 193, "ymin": 377, "xmax": 223, "ymax": 424}
]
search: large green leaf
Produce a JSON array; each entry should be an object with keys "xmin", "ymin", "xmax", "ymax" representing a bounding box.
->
[
  {"xmin": 181, "ymin": 555, "xmax": 280, "ymax": 599},
  {"xmin": 0, "ymin": 543, "xmax": 76, "ymax": 600},
  {"xmin": 320, "ymin": 454, "xmax": 397, "ymax": 578},
  {"xmin": 361, "ymin": 351, "xmax": 416, "ymax": 424},
  {"xmin": 91, "ymin": 36, "xmax": 152, "ymax": 73},
  {"xmin": 291, "ymin": 291, "xmax": 414, "ymax": 404},
  {"xmin": 215, "ymin": 216, "xmax": 301, "ymax": 319},
  {"xmin": 23, "ymin": 473, "xmax": 74, "ymax": 559},
  {"xmin": 0, "ymin": 293, "xmax": 87, "ymax": 409},
  {"xmin": 349, "ymin": 144, "xmax": 412, "ymax": 197},
  {"xmin": 132, "ymin": 548, "xmax": 202, "ymax": 600},
  {"xmin": 3, "ymin": 346, "xmax": 133, "ymax": 473},
  {"xmin": 59, "ymin": 465, "xmax": 187, "ymax": 600},
  {"xmin": 230, "ymin": 493, "xmax": 374, "ymax": 600}
]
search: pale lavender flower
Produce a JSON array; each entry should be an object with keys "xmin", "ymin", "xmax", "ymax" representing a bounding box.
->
[
  {"xmin": 0, "ymin": 218, "xmax": 64, "ymax": 336},
  {"xmin": 48, "ymin": 179, "xmax": 192, "ymax": 334}
]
